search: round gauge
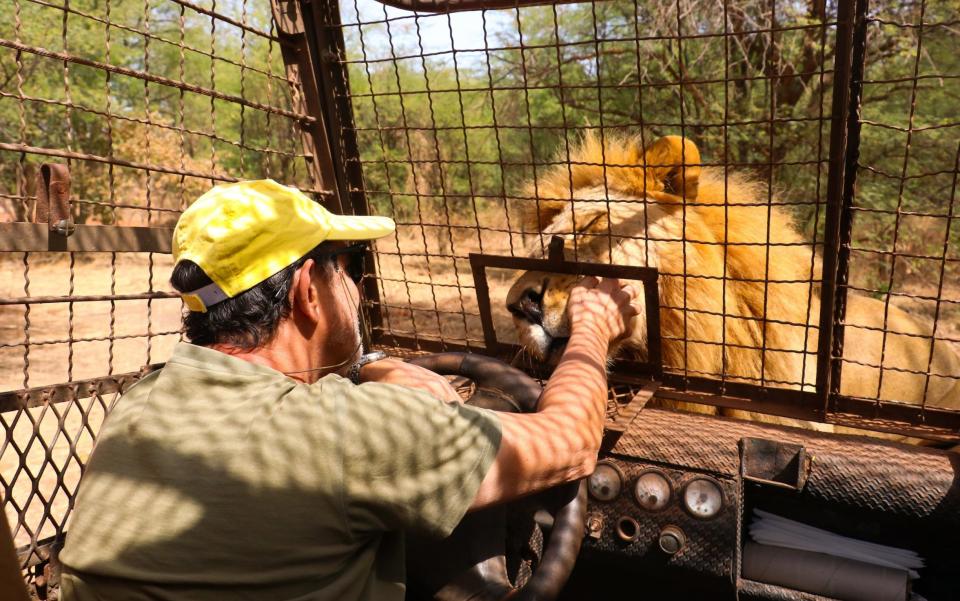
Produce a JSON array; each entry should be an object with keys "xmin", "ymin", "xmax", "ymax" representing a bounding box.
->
[
  {"xmin": 682, "ymin": 477, "xmax": 724, "ymax": 519},
  {"xmin": 633, "ymin": 470, "xmax": 672, "ymax": 511},
  {"xmin": 587, "ymin": 461, "xmax": 623, "ymax": 502}
]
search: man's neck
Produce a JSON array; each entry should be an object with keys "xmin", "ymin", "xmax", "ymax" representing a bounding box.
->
[
  {"xmin": 209, "ymin": 342, "xmax": 308, "ymax": 382},
  {"xmin": 209, "ymin": 322, "xmax": 324, "ymax": 383}
]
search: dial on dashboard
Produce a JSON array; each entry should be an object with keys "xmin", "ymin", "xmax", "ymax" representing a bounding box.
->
[
  {"xmin": 633, "ymin": 470, "xmax": 672, "ymax": 511},
  {"xmin": 682, "ymin": 477, "xmax": 724, "ymax": 519},
  {"xmin": 587, "ymin": 461, "xmax": 623, "ymax": 502},
  {"xmin": 589, "ymin": 463, "xmax": 726, "ymax": 521}
]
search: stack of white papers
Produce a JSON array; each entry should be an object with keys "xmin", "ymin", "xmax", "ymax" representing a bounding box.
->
[{"xmin": 749, "ymin": 509, "xmax": 925, "ymax": 579}]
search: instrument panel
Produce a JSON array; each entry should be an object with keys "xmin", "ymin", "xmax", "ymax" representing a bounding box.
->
[{"xmin": 582, "ymin": 457, "xmax": 738, "ymax": 580}]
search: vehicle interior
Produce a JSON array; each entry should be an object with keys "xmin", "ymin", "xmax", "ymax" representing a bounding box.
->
[{"xmin": 1, "ymin": 0, "xmax": 958, "ymax": 600}]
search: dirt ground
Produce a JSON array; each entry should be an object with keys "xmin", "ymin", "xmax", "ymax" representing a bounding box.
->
[{"xmin": 1, "ymin": 252, "xmax": 184, "ymax": 548}]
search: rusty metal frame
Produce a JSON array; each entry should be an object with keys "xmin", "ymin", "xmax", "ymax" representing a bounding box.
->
[
  {"xmin": 284, "ymin": 0, "xmax": 388, "ymax": 346},
  {"xmin": 656, "ymin": 380, "xmax": 960, "ymax": 443},
  {"xmin": 270, "ymin": 0, "xmax": 344, "ymax": 204},
  {"xmin": 0, "ymin": 162, "xmax": 174, "ymax": 252},
  {"xmin": 0, "ymin": 370, "xmax": 155, "ymax": 414},
  {"xmin": 2, "ymin": 366, "xmax": 148, "ymax": 571},
  {"xmin": 467, "ymin": 238, "xmax": 960, "ymax": 444},
  {"xmin": 467, "ymin": 243, "xmax": 960, "ymax": 441},
  {"xmin": 32, "ymin": 164, "xmax": 71, "ymax": 234},
  {"xmin": 466, "ymin": 231, "xmax": 960, "ymax": 442},
  {"xmin": 373, "ymin": 0, "xmax": 581, "ymax": 13},
  {"xmin": 469, "ymin": 236, "xmax": 663, "ymax": 377},
  {"xmin": 816, "ymin": 0, "xmax": 868, "ymax": 413},
  {"xmin": 0, "ymin": 223, "xmax": 173, "ymax": 253}
]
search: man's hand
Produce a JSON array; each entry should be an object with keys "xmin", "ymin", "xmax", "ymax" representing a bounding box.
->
[
  {"xmin": 567, "ymin": 276, "xmax": 639, "ymax": 343},
  {"xmin": 471, "ymin": 276, "xmax": 639, "ymax": 510},
  {"xmin": 360, "ymin": 358, "xmax": 462, "ymax": 403}
]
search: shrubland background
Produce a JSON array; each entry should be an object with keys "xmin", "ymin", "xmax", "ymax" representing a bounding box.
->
[{"xmin": 1, "ymin": 0, "xmax": 958, "ymax": 386}]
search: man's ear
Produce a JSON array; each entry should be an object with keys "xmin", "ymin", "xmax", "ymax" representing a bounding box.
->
[{"xmin": 290, "ymin": 258, "xmax": 321, "ymax": 325}]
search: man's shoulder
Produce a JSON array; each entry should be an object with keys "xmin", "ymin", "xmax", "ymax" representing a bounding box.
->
[
  {"xmin": 100, "ymin": 368, "xmax": 161, "ymax": 418},
  {"xmin": 336, "ymin": 376, "xmax": 501, "ymax": 439},
  {"xmin": 128, "ymin": 367, "xmax": 163, "ymax": 393}
]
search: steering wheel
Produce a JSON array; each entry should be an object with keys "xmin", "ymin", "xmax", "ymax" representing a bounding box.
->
[{"xmin": 404, "ymin": 352, "xmax": 587, "ymax": 601}]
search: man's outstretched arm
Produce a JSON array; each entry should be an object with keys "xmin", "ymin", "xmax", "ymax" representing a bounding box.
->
[
  {"xmin": 360, "ymin": 358, "xmax": 462, "ymax": 403},
  {"xmin": 470, "ymin": 277, "xmax": 637, "ymax": 509}
]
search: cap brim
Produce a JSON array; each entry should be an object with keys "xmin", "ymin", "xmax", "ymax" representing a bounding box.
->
[{"xmin": 325, "ymin": 214, "xmax": 396, "ymax": 241}]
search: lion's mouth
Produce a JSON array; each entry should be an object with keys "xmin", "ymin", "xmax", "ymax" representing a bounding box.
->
[
  {"xmin": 514, "ymin": 318, "xmax": 569, "ymax": 363},
  {"xmin": 548, "ymin": 334, "xmax": 570, "ymax": 355},
  {"xmin": 539, "ymin": 333, "xmax": 571, "ymax": 363},
  {"xmin": 508, "ymin": 279, "xmax": 574, "ymax": 362}
]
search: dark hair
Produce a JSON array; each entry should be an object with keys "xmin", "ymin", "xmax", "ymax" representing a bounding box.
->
[{"xmin": 171, "ymin": 244, "xmax": 335, "ymax": 349}]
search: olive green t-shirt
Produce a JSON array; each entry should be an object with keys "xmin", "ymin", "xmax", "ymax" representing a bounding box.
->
[{"xmin": 59, "ymin": 343, "xmax": 501, "ymax": 601}]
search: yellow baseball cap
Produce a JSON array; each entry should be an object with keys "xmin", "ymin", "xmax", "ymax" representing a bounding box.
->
[{"xmin": 172, "ymin": 179, "xmax": 395, "ymax": 312}]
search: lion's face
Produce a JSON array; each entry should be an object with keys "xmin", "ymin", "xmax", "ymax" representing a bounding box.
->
[
  {"xmin": 505, "ymin": 135, "xmax": 700, "ymax": 362},
  {"xmin": 505, "ymin": 201, "xmax": 653, "ymax": 362},
  {"xmin": 504, "ymin": 134, "xmax": 960, "ymax": 425}
]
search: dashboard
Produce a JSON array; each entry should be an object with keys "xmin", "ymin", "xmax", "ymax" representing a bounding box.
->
[
  {"xmin": 569, "ymin": 405, "xmax": 960, "ymax": 601},
  {"xmin": 584, "ymin": 459, "xmax": 737, "ymax": 581}
]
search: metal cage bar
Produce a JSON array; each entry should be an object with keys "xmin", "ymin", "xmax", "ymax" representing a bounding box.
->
[{"xmin": 0, "ymin": 0, "xmax": 329, "ymax": 588}]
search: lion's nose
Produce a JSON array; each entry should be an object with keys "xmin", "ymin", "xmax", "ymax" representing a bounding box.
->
[{"xmin": 507, "ymin": 287, "xmax": 544, "ymax": 325}]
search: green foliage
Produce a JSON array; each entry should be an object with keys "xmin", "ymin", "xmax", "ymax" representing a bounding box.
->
[
  {"xmin": 851, "ymin": 1, "xmax": 960, "ymax": 294},
  {"xmin": 341, "ymin": 0, "xmax": 959, "ymax": 299},
  {"xmin": 344, "ymin": 0, "xmax": 841, "ymax": 230},
  {"xmin": 1, "ymin": 0, "xmax": 956, "ymax": 300},
  {"xmin": 0, "ymin": 0, "xmax": 310, "ymax": 225}
]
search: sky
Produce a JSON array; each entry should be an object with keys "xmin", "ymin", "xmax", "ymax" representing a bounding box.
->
[{"xmin": 340, "ymin": 0, "xmax": 518, "ymax": 67}]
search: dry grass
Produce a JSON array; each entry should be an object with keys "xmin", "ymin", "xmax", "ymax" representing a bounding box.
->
[
  {"xmin": 0, "ymin": 253, "xmax": 183, "ymax": 390},
  {"xmin": 368, "ymin": 217, "xmax": 525, "ymax": 347}
]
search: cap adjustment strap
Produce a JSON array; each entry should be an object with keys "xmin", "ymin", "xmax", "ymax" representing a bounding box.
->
[{"xmin": 181, "ymin": 281, "xmax": 230, "ymax": 313}]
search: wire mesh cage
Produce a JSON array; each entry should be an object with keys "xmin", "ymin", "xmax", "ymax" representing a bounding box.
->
[
  {"xmin": 835, "ymin": 2, "xmax": 960, "ymax": 424},
  {"xmin": 0, "ymin": 0, "xmax": 324, "ymax": 583},
  {"xmin": 0, "ymin": 0, "xmax": 958, "ymax": 593},
  {"xmin": 342, "ymin": 0, "xmax": 839, "ymax": 363},
  {"xmin": 335, "ymin": 0, "xmax": 959, "ymax": 438}
]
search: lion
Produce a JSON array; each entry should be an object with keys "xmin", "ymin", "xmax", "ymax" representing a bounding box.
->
[{"xmin": 505, "ymin": 134, "xmax": 960, "ymax": 431}]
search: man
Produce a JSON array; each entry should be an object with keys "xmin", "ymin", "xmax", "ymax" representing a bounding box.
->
[{"xmin": 59, "ymin": 179, "xmax": 637, "ymax": 600}]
